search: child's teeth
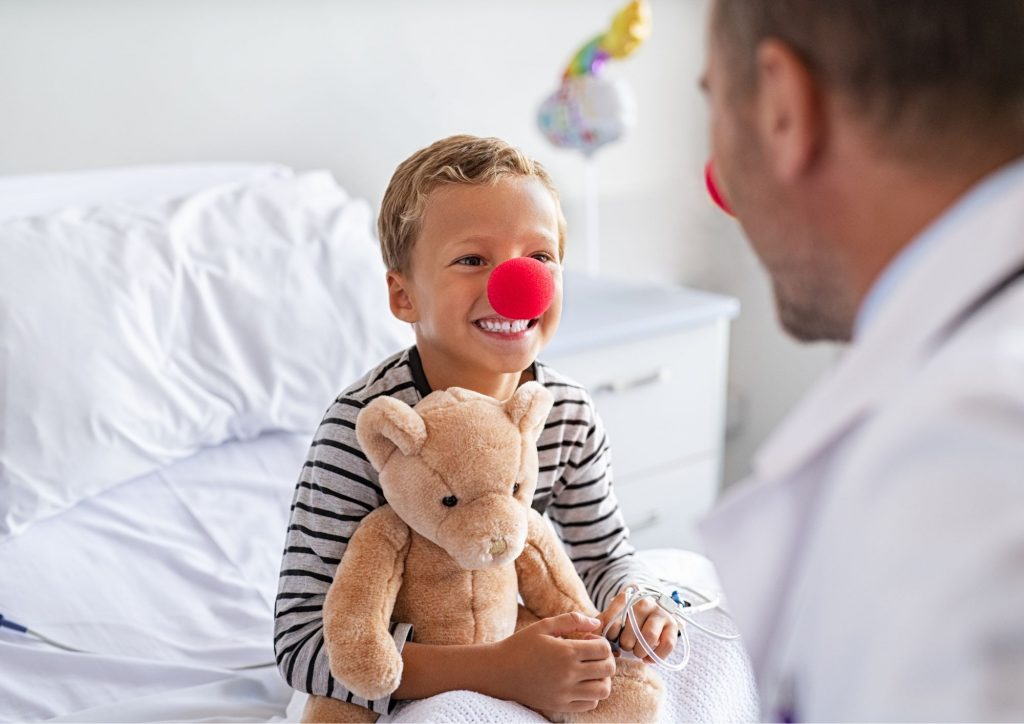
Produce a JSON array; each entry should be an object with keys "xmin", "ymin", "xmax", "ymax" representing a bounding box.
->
[{"xmin": 478, "ymin": 318, "xmax": 529, "ymax": 333}]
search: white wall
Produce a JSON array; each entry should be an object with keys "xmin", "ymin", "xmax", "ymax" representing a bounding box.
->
[{"xmin": 0, "ymin": 0, "xmax": 836, "ymax": 485}]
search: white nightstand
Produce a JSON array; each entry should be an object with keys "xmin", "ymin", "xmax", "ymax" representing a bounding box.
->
[{"xmin": 541, "ymin": 273, "xmax": 739, "ymax": 552}]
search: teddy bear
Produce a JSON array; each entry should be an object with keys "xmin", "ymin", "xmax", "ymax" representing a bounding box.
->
[{"xmin": 301, "ymin": 381, "xmax": 664, "ymax": 723}]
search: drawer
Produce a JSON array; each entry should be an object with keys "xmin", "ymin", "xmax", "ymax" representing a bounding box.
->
[
  {"xmin": 543, "ymin": 319, "xmax": 730, "ymax": 479},
  {"xmin": 617, "ymin": 456, "xmax": 719, "ymax": 552}
]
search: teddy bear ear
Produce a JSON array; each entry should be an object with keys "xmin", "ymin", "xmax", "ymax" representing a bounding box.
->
[
  {"xmin": 355, "ymin": 396, "xmax": 427, "ymax": 471},
  {"xmin": 505, "ymin": 381, "xmax": 554, "ymax": 442}
]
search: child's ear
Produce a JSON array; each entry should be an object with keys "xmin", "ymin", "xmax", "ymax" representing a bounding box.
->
[
  {"xmin": 386, "ymin": 270, "xmax": 419, "ymax": 324},
  {"xmin": 356, "ymin": 396, "xmax": 427, "ymax": 471},
  {"xmin": 505, "ymin": 381, "xmax": 554, "ymax": 443}
]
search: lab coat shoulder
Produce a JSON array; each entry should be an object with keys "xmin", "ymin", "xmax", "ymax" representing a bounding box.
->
[
  {"xmin": 844, "ymin": 273, "xmax": 1024, "ymax": 504},
  {"xmin": 799, "ymin": 279, "xmax": 1024, "ymax": 720}
]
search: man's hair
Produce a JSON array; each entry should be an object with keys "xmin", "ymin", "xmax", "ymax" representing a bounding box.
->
[
  {"xmin": 713, "ymin": 0, "xmax": 1024, "ymax": 151},
  {"xmin": 378, "ymin": 134, "xmax": 567, "ymax": 273}
]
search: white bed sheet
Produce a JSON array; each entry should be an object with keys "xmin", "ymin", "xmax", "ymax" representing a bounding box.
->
[{"xmin": 0, "ymin": 430, "xmax": 311, "ymax": 722}]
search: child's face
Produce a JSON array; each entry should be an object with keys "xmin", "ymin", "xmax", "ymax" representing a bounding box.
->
[{"xmin": 387, "ymin": 176, "xmax": 563, "ymax": 382}]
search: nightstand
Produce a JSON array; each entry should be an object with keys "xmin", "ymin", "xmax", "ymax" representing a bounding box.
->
[{"xmin": 541, "ymin": 272, "xmax": 739, "ymax": 552}]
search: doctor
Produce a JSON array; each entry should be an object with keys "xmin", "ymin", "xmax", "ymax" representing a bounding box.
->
[{"xmin": 698, "ymin": 0, "xmax": 1024, "ymax": 720}]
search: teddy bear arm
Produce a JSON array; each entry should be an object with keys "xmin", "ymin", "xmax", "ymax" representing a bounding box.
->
[
  {"xmin": 515, "ymin": 508, "xmax": 599, "ymax": 620},
  {"xmin": 323, "ymin": 505, "xmax": 411, "ymax": 700}
]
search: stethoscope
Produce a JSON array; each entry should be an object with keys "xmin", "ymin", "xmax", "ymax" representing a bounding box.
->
[{"xmin": 604, "ymin": 583, "xmax": 741, "ymax": 672}]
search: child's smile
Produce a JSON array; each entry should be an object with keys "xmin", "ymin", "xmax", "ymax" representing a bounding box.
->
[
  {"xmin": 386, "ymin": 176, "xmax": 563, "ymax": 399},
  {"xmin": 472, "ymin": 314, "xmax": 540, "ymax": 339}
]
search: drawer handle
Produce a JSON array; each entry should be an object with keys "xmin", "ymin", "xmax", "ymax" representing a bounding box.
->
[
  {"xmin": 626, "ymin": 511, "xmax": 661, "ymax": 533},
  {"xmin": 592, "ymin": 366, "xmax": 672, "ymax": 396}
]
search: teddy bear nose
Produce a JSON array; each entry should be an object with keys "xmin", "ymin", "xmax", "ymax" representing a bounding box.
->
[{"xmin": 488, "ymin": 538, "xmax": 507, "ymax": 556}]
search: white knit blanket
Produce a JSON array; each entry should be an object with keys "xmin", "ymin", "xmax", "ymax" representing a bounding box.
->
[{"xmin": 380, "ymin": 549, "xmax": 760, "ymax": 723}]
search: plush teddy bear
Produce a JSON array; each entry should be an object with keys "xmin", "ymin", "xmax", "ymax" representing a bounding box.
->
[{"xmin": 302, "ymin": 382, "xmax": 663, "ymax": 723}]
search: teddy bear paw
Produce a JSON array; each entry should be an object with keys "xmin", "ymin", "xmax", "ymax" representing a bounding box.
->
[{"xmin": 327, "ymin": 636, "xmax": 403, "ymax": 701}]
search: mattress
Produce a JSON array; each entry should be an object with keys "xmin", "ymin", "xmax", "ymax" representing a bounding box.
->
[{"xmin": 0, "ymin": 430, "xmax": 310, "ymax": 722}]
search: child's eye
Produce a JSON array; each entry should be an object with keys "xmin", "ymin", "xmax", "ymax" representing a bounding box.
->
[
  {"xmin": 531, "ymin": 252, "xmax": 556, "ymax": 264},
  {"xmin": 455, "ymin": 256, "xmax": 485, "ymax": 267}
]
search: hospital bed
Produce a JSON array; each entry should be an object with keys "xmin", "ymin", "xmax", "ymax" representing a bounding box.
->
[{"xmin": 0, "ymin": 165, "xmax": 758, "ymax": 722}]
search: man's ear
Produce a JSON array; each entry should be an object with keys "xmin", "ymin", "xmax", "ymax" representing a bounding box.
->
[
  {"xmin": 505, "ymin": 381, "xmax": 554, "ymax": 443},
  {"xmin": 356, "ymin": 396, "xmax": 427, "ymax": 471},
  {"xmin": 386, "ymin": 270, "xmax": 419, "ymax": 324},
  {"xmin": 754, "ymin": 38, "xmax": 823, "ymax": 182}
]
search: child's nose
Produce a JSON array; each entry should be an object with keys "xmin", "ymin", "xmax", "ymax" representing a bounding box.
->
[{"xmin": 486, "ymin": 257, "xmax": 555, "ymax": 320}]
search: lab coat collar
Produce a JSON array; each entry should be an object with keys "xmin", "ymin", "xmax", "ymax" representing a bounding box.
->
[{"xmin": 754, "ymin": 158, "xmax": 1024, "ymax": 484}]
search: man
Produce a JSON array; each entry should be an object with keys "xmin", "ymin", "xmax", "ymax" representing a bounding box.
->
[{"xmin": 697, "ymin": 1, "xmax": 1024, "ymax": 720}]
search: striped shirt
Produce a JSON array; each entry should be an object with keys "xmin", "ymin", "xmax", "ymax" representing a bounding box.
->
[{"xmin": 273, "ymin": 346, "xmax": 655, "ymax": 713}]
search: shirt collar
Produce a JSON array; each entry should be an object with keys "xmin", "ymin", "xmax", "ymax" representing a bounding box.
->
[
  {"xmin": 854, "ymin": 155, "xmax": 1024, "ymax": 340},
  {"xmin": 406, "ymin": 345, "xmax": 541, "ymax": 397}
]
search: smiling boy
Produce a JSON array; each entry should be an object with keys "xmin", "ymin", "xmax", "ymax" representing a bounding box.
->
[{"xmin": 274, "ymin": 135, "xmax": 674, "ymax": 718}]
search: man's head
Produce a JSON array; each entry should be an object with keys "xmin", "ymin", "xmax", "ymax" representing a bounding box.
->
[
  {"xmin": 378, "ymin": 135, "xmax": 565, "ymax": 384},
  {"xmin": 704, "ymin": 0, "xmax": 1024, "ymax": 341}
]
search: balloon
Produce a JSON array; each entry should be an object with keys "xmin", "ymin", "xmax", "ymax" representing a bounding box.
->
[
  {"xmin": 564, "ymin": 0, "xmax": 652, "ymax": 78},
  {"xmin": 487, "ymin": 257, "xmax": 555, "ymax": 321},
  {"xmin": 537, "ymin": 0, "xmax": 651, "ymax": 157},
  {"xmin": 537, "ymin": 74, "xmax": 635, "ymax": 158}
]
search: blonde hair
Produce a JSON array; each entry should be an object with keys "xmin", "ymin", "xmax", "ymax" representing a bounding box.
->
[{"xmin": 378, "ymin": 134, "xmax": 567, "ymax": 272}]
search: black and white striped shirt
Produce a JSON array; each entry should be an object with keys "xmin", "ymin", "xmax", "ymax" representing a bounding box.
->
[{"xmin": 273, "ymin": 346, "xmax": 655, "ymax": 713}]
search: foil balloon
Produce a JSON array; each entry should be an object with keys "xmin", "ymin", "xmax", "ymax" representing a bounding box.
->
[{"xmin": 537, "ymin": 0, "xmax": 652, "ymax": 157}]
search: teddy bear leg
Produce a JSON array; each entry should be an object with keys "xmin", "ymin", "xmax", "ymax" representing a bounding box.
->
[
  {"xmin": 302, "ymin": 694, "xmax": 380, "ymax": 723},
  {"xmin": 554, "ymin": 658, "xmax": 664, "ymax": 724}
]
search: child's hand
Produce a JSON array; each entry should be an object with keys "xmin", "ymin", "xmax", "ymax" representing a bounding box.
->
[
  {"xmin": 599, "ymin": 586, "xmax": 679, "ymax": 664},
  {"xmin": 492, "ymin": 611, "xmax": 616, "ymax": 713}
]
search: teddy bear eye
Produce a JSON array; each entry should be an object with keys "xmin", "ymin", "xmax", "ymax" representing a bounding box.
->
[
  {"xmin": 512, "ymin": 483, "xmax": 521, "ymax": 495},
  {"xmin": 442, "ymin": 495, "xmax": 459, "ymax": 507}
]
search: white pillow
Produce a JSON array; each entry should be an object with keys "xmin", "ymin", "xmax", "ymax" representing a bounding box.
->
[
  {"xmin": 0, "ymin": 162, "xmax": 292, "ymax": 222},
  {"xmin": 0, "ymin": 171, "xmax": 413, "ymax": 539}
]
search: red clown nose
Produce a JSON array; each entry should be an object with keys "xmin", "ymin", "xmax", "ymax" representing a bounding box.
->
[
  {"xmin": 487, "ymin": 257, "xmax": 555, "ymax": 321},
  {"xmin": 705, "ymin": 159, "xmax": 733, "ymax": 216}
]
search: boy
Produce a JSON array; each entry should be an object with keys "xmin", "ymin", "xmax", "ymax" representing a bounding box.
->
[{"xmin": 274, "ymin": 135, "xmax": 676, "ymax": 717}]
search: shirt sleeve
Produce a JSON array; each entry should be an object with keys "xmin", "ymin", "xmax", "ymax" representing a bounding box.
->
[
  {"xmin": 546, "ymin": 394, "xmax": 659, "ymax": 611},
  {"xmin": 273, "ymin": 396, "xmax": 412, "ymax": 715}
]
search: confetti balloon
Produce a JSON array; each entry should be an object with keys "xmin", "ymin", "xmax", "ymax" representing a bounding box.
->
[
  {"xmin": 537, "ymin": 75, "xmax": 635, "ymax": 158},
  {"xmin": 537, "ymin": 0, "xmax": 652, "ymax": 157}
]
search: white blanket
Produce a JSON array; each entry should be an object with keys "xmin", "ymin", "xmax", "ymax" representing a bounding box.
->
[
  {"xmin": 0, "ymin": 431, "xmax": 757, "ymax": 722},
  {"xmin": 380, "ymin": 617, "xmax": 759, "ymax": 723}
]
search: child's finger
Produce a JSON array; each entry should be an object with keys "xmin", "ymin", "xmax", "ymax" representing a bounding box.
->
[
  {"xmin": 632, "ymin": 614, "xmax": 666, "ymax": 660},
  {"xmin": 654, "ymin": 624, "xmax": 677, "ymax": 661},
  {"xmin": 601, "ymin": 612, "xmax": 622, "ymax": 641},
  {"xmin": 617, "ymin": 620, "xmax": 637, "ymax": 655}
]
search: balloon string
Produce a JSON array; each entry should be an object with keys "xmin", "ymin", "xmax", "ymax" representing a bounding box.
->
[{"xmin": 584, "ymin": 157, "xmax": 600, "ymax": 275}]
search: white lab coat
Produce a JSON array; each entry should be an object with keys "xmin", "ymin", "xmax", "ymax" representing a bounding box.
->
[{"xmin": 701, "ymin": 160, "xmax": 1024, "ymax": 722}]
